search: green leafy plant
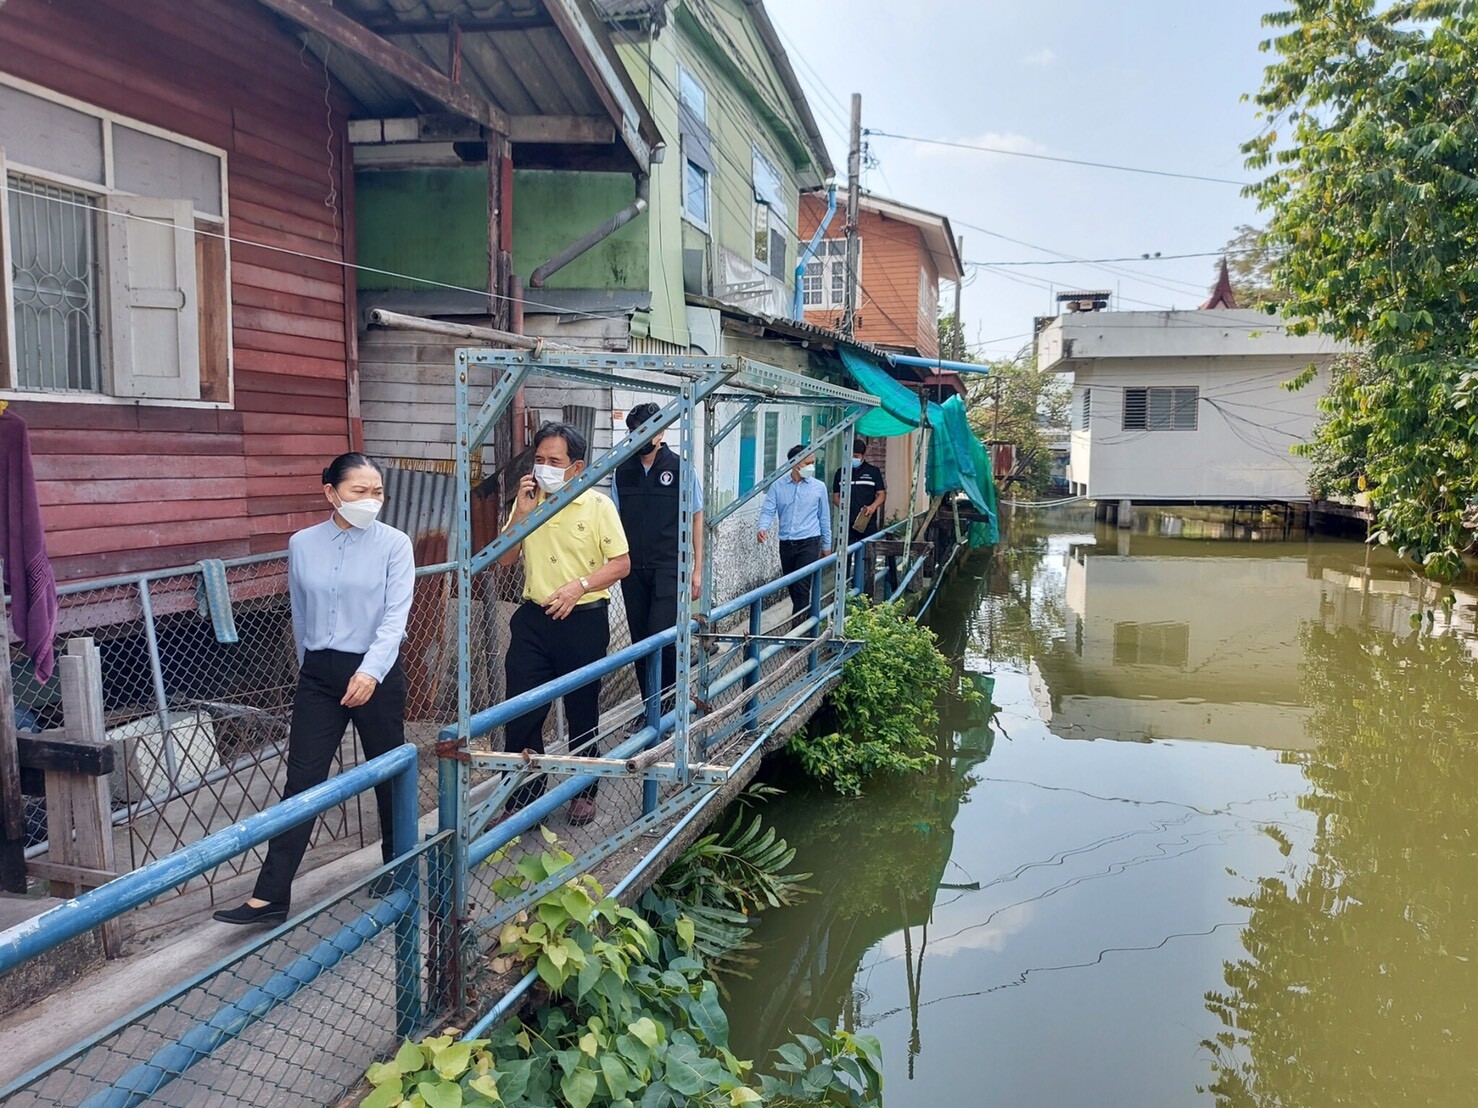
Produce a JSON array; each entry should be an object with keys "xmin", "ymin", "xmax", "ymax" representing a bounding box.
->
[
  {"xmin": 364, "ymin": 829, "xmax": 880, "ymax": 1108},
  {"xmin": 649, "ymin": 798, "xmax": 813, "ymax": 979},
  {"xmin": 792, "ymin": 596, "xmax": 951, "ymax": 795},
  {"xmin": 1244, "ymin": 1, "xmax": 1478, "ymax": 580},
  {"xmin": 759, "ymin": 1020, "xmax": 884, "ymax": 1108}
]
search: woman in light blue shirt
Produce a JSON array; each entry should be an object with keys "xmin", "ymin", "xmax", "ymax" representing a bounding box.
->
[{"xmin": 215, "ymin": 452, "xmax": 415, "ymax": 925}]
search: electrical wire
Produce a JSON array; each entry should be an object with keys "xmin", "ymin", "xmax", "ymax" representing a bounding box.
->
[{"xmin": 863, "ymin": 129, "xmax": 1252, "ymax": 186}]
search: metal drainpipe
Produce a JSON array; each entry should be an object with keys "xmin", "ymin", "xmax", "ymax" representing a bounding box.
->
[
  {"xmin": 528, "ymin": 167, "xmax": 655, "ymax": 288},
  {"xmin": 793, "ymin": 184, "xmax": 838, "ymax": 319}
]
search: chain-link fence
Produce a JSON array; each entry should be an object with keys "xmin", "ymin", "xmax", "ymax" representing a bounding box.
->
[
  {"xmin": 6, "ymin": 525, "xmax": 656, "ymax": 908},
  {"xmin": 3, "ymin": 834, "xmax": 454, "ymax": 1107}
]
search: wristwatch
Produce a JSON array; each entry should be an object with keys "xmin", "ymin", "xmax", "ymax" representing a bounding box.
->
[{"xmin": 579, "ymin": 576, "xmax": 592, "ymax": 592}]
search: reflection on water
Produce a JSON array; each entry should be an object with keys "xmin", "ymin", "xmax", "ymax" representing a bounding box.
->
[{"xmin": 730, "ymin": 511, "xmax": 1478, "ymax": 1106}]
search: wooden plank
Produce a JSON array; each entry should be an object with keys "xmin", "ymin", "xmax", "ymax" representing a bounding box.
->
[
  {"xmin": 233, "ymin": 306, "xmax": 345, "ymax": 344},
  {"xmin": 37, "ymin": 478, "xmax": 242, "ymax": 507},
  {"xmin": 240, "ymin": 412, "xmax": 347, "ymax": 436},
  {"xmin": 24, "ymin": 859, "xmax": 118, "ymax": 889},
  {"xmin": 51, "ymin": 540, "xmax": 255, "ymax": 585},
  {"xmin": 253, "ymin": 0, "xmax": 510, "ymax": 133},
  {"xmin": 39, "ymin": 498, "xmax": 249, "ymax": 534},
  {"xmin": 245, "ymin": 453, "xmax": 338, "ymax": 478},
  {"xmin": 236, "ymin": 368, "xmax": 347, "ymax": 398},
  {"xmin": 233, "ymin": 283, "xmax": 345, "ymax": 322},
  {"xmin": 230, "ymin": 198, "xmax": 342, "ymax": 248},
  {"xmin": 0, "ymin": 583, "xmax": 26, "ymax": 891},
  {"xmin": 28, "ymin": 430, "xmax": 242, "ymax": 457},
  {"xmin": 233, "ymin": 327, "xmax": 345, "ymax": 364},
  {"xmin": 241, "ymin": 432, "xmax": 351, "ymax": 457},
  {"xmin": 230, "ymin": 242, "xmax": 343, "ymax": 285},
  {"xmin": 508, "ymin": 115, "xmax": 615, "ymax": 145},
  {"xmin": 47, "ymin": 517, "xmax": 249, "ymax": 560},
  {"xmin": 234, "ymin": 348, "xmax": 350, "ymax": 383},
  {"xmin": 246, "ymin": 494, "xmax": 331, "ymax": 517},
  {"xmin": 232, "ymin": 261, "xmax": 344, "ymax": 306},
  {"xmin": 34, "ymin": 454, "xmax": 247, "ymax": 481}
]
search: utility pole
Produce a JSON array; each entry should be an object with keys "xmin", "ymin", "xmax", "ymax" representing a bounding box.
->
[
  {"xmin": 992, "ymin": 377, "xmax": 1002, "ymax": 440},
  {"xmin": 842, "ymin": 93, "xmax": 862, "ymax": 339},
  {"xmin": 952, "ymin": 234, "xmax": 964, "ymax": 359}
]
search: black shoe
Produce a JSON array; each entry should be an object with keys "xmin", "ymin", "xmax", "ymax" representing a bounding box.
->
[{"xmin": 213, "ymin": 900, "xmax": 289, "ymax": 926}]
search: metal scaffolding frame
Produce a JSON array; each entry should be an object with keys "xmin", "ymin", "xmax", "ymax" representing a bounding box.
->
[{"xmin": 437, "ymin": 346, "xmax": 877, "ymax": 946}]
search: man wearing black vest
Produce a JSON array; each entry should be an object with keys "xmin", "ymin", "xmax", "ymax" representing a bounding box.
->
[
  {"xmin": 833, "ymin": 436, "xmax": 887, "ymax": 592},
  {"xmin": 613, "ymin": 403, "xmax": 704, "ymax": 704}
]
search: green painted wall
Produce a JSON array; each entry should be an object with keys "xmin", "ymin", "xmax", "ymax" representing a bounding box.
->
[
  {"xmin": 511, "ymin": 170, "xmax": 650, "ymax": 293},
  {"xmin": 355, "ymin": 168, "xmax": 488, "ymax": 292}
]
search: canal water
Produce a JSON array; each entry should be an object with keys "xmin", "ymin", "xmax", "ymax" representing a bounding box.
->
[{"xmin": 729, "ymin": 509, "xmax": 1478, "ymax": 1106}]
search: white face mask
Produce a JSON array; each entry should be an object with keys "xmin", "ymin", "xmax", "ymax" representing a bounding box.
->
[
  {"xmin": 335, "ymin": 496, "xmax": 382, "ymax": 529},
  {"xmin": 533, "ymin": 463, "xmax": 570, "ymax": 495}
]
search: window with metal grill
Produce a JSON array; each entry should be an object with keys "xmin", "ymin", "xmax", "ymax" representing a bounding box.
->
[{"xmin": 1121, "ymin": 386, "xmax": 1198, "ymax": 431}]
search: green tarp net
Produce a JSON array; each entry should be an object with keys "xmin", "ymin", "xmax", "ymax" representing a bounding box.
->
[
  {"xmin": 838, "ymin": 347, "xmax": 924, "ymax": 438},
  {"xmin": 927, "ymin": 395, "xmax": 999, "ymax": 546}
]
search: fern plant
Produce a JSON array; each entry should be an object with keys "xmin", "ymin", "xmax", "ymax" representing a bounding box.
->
[{"xmin": 648, "ymin": 794, "xmax": 813, "ymax": 979}]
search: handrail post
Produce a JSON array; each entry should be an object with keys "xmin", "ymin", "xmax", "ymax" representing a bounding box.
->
[
  {"xmin": 808, "ymin": 564, "xmax": 823, "ymax": 675},
  {"xmin": 743, "ymin": 599, "xmax": 762, "ymax": 724},
  {"xmin": 641, "ymin": 650, "xmax": 661, "ymax": 815},
  {"xmin": 391, "ymin": 755, "xmax": 421, "ymax": 1037}
]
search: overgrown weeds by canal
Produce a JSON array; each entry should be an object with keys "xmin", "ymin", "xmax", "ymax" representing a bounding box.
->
[
  {"xmin": 362, "ymin": 801, "xmax": 884, "ymax": 1108},
  {"xmin": 788, "ymin": 598, "xmax": 962, "ymax": 797},
  {"xmin": 361, "ymin": 596, "xmax": 981, "ymax": 1107}
]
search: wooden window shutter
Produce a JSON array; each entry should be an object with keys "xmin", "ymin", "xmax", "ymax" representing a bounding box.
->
[{"xmin": 104, "ymin": 196, "xmax": 199, "ymax": 400}]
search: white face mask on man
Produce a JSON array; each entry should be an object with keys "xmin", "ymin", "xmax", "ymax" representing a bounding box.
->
[
  {"xmin": 335, "ymin": 495, "xmax": 383, "ymax": 529},
  {"xmin": 532, "ymin": 463, "xmax": 569, "ymax": 495}
]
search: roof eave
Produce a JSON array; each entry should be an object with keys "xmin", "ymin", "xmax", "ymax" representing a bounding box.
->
[{"xmin": 739, "ymin": 0, "xmax": 835, "ymax": 179}]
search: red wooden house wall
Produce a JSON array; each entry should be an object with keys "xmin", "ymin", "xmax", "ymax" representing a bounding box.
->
[{"xmin": 0, "ymin": 0, "xmax": 355, "ymax": 582}]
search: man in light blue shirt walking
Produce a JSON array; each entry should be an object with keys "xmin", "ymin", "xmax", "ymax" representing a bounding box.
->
[{"xmin": 757, "ymin": 444, "xmax": 832, "ymax": 614}]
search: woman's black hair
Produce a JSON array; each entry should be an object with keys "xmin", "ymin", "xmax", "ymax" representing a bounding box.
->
[
  {"xmin": 322, "ymin": 452, "xmax": 383, "ymax": 487},
  {"xmin": 533, "ymin": 421, "xmax": 588, "ymax": 463}
]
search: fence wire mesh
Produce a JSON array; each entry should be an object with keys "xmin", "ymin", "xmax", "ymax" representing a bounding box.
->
[{"xmin": 3, "ymin": 835, "xmax": 455, "ymax": 1108}]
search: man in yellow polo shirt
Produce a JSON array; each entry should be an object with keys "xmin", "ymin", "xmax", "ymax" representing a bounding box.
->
[{"xmin": 497, "ymin": 421, "xmax": 630, "ymax": 825}]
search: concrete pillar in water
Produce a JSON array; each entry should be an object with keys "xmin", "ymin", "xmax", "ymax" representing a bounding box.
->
[
  {"xmin": 1117, "ymin": 499, "xmax": 1133, "ymax": 529},
  {"xmin": 1093, "ymin": 500, "xmax": 1108, "ymax": 523}
]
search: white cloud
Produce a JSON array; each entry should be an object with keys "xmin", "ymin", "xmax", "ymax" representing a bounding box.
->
[{"xmin": 1022, "ymin": 47, "xmax": 1056, "ymax": 67}]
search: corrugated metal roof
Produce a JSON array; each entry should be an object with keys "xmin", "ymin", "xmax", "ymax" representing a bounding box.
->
[{"xmin": 274, "ymin": 0, "xmax": 660, "ymax": 171}]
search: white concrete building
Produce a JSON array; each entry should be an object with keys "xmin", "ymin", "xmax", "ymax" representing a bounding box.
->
[{"xmin": 1037, "ymin": 293, "xmax": 1347, "ymax": 504}]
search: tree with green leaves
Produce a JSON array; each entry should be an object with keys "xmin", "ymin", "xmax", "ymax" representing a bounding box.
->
[
  {"xmin": 1218, "ymin": 223, "xmax": 1288, "ymax": 309},
  {"xmin": 1244, "ymin": 0, "xmax": 1478, "ymax": 580},
  {"xmin": 963, "ymin": 349, "xmax": 1070, "ymax": 499}
]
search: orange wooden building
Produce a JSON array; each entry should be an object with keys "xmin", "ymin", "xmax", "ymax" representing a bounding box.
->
[{"xmin": 798, "ymin": 191, "xmax": 964, "ymax": 365}]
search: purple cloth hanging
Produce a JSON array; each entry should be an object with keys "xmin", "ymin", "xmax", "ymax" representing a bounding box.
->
[{"xmin": 1, "ymin": 411, "xmax": 57, "ymax": 684}]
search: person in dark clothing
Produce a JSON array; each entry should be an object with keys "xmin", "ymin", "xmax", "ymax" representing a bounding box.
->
[
  {"xmin": 833, "ymin": 437, "xmax": 887, "ymax": 592},
  {"xmin": 215, "ymin": 452, "xmax": 414, "ymax": 926},
  {"xmin": 612, "ymin": 402, "xmax": 704, "ymax": 704}
]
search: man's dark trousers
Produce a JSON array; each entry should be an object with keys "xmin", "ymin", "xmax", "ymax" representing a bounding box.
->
[
  {"xmin": 503, "ymin": 600, "xmax": 611, "ymax": 810},
  {"xmin": 254, "ymin": 650, "xmax": 405, "ymax": 904},
  {"xmin": 778, "ymin": 536, "xmax": 822, "ymax": 614},
  {"xmin": 624, "ymin": 566, "xmax": 678, "ymax": 702},
  {"xmin": 846, "ymin": 527, "xmax": 876, "ymax": 596}
]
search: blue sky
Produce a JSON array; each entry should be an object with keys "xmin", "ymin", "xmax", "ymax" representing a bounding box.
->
[{"xmin": 766, "ymin": 0, "xmax": 1278, "ymax": 360}]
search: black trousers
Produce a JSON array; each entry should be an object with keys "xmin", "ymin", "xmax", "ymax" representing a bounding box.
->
[
  {"xmin": 623, "ymin": 566, "xmax": 679, "ymax": 702},
  {"xmin": 254, "ymin": 650, "xmax": 406, "ymax": 904},
  {"xmin": 846, "ymin": 528, "xmax": 876, "ymax": 595},
  {"xmin": 504, "ymin": 600, "xmax": 610, "ymax": 809},
  {"xmin": 779, "ymin": 537, "xmax": 822, "ymax": 614}
]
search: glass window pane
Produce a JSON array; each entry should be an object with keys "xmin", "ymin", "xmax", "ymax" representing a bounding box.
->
[
  {"xmin": 684, "ymin": 160, "xmax": 707, "ymax": 225},
  {"xmin": 0, "ymin": 84, "xmax": 104, "ymax": 184},
  {"xmin": 1147, "ymin": 387, "xmax": 1173, "ymax": 430},
  {"xmin": 678, "ymin": 66, "xmax": 706, "ymax": 122},
  {"xmin": 113, "ymin": 125, "xmax": 222, "ymax": 216},
  {"xmin": 7, "ymin": 174, "xmax": 101, "ymax": 392},
  {"xmin": 754, "ymin": 203, "xmax": 770, "ymax": 264}
]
